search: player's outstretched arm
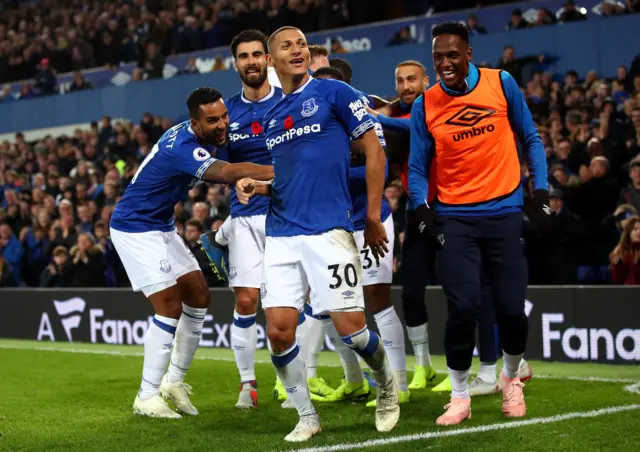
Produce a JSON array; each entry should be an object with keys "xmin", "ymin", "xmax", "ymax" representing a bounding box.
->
[
  {"xmin": 203, "ymin": 160, "xmax": 274, "ymax": 184},
  {"xmin": 358, "ymin": 128, "xmax": 389, "ymax": 259}
]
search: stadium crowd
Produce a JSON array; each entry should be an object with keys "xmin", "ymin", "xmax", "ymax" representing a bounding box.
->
[
  {"xmin": 2, "ymin": 46, "xmax": 640, "ymax": 287},
  {"xmin": 4, "ymin": 0, "xmax": 639, "ymax": 98}
]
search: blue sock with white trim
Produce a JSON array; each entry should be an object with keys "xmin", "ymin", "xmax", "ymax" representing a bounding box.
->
[
  {"xmin": 342, "ymin": 326, "xmax": 392, "ymax": 387},
  {"xmin": 167, "ymin": 304, "xmax": 208, "ymax": 383},
  {"xmin": 272, "ymin": 341, "xmax": 315, "ymax": 417},
  {"xmin": 139, "ymin": 314, "xmax": 178, "ymax": 400},
  {"xmin": 231, "ymin": 310, "xmax": 258, "ymax": 383}
]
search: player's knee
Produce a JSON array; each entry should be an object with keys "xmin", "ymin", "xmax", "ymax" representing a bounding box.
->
[
  {"xmin": 364, "ymin": 285, "xmax": 391, "ymax": 314},
  {"xmin": 160, "ymin": 300, "xmax": 183, "ymax": 319},
  {"xmin": 267, "ymin": 325, "xmax": 296, "ymax": 353},
  {"xmin": 448, "ymin": 304, "xmax": 476, "ymax": 325},
  {"xmin": 189, "ymin": 286, "xmax": 211, "ymax": 309},
  {"xmin": 234, "ymin": 290, "xmax": 259, "ymax": 315}
]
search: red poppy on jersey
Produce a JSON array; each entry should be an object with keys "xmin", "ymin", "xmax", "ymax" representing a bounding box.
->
[
  {"xmin": 284, "ymin": 116, "xmax": 294, "ymax": 130},
  {"xmin": 251, "ymin": 122, "xmax": 263, "ymax": 135}
]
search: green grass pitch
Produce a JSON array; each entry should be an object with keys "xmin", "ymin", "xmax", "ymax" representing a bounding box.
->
[{"xmin": 0, "ymin": 339, "xmax": 638, "ymax": 452}]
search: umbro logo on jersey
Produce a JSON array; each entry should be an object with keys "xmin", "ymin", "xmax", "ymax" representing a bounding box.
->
[
  {"xmin": 301, "ymin": 98, "xmax": 318, "ymax": 117},
  {"xmin": 448, "ymin": 106, "xmax": 497, "ymax": 141},
  {"xmin": 445, "ymin": 105, "xmax": 496, "ymax": 127},
  {"xmin": 269, "ymin": 119, "xmax": 277, "ymax": 129},
  {"xmin": 230, "ymin": 122, "xmax": 240, "ymax": 131}
]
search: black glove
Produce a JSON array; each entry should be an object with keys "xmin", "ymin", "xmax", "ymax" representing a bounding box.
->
[
  {"xmin": 414, "ymin": 203, "xmax": 440, "ymax": 246},
  {"xmin": 531, "ymin": 189, "xmax": 552, "ymax": 233}
]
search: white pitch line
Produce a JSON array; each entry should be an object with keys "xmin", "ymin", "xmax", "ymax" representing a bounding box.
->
[
  {"xmin": 625, "ymin": 382, "xmax": 640, "ymax": 395},
  {"xmin": 286, "ymin": 404, "xmax": 640, "ymax": 452},
  {"xmin": 0, "ymin": 344, "xmax": 638, "ymax": 384}
]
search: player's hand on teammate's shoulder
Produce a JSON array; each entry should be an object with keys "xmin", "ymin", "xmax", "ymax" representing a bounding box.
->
[
  {"xmin": 364, "ymin": 216, "xmax": 389, "ymax": 260},
  {"xmin": 236, "ymin": 178, "xmax": 256, "ymax": 205}
]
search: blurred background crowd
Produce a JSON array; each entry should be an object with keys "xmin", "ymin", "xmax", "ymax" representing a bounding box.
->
[{"xmin": 1, "ymin": 0, "xmax": 640, "ymax": 287}]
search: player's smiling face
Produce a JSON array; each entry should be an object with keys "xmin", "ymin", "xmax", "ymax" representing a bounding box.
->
[
  {"xmin": 395, "ymin": 65, "xmax": 429, "ymax": 106},
  {"xmin": 432, "ymin": 34, "xmax": 472, "ymax": 91},
  {"xmin": 268, "ymin": 29, "xmax": 310, "ymax": 77},
  {"xmin": 234, "ymin": 41, "xmax": 268, "ymax": 89},
  {"xmin": 192, "ymin": 99, "xmax": 229, "ymax": 147}
]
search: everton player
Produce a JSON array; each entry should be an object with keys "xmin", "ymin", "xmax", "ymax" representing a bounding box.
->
[
  {"xmin": 236, "ymin": 26, "xmax": 399, "ymax": 442},
  {"xmin": 109, "ymin": 87, "xmax": 274, "ymax": 419},
  {"xmin": 308, "ymin": 65, "xmax": 411, "ymax": 407}
]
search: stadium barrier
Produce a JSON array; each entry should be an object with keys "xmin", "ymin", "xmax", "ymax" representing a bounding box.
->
[
  {"xmin": 1, "ymin": 13, "xmax": 639, "ymax": 135},
  {"xmin": 1, "ymin": 286, "xmax": 638, "ymax": 364}
]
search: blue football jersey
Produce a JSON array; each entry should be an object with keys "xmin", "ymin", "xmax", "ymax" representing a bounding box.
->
[
  {"xmin": 110, "ymin": 121, "xmax": 217, "ymax": 233},
  {"xmin": 348, "ymin": 89, "xmax": 392, "ymax": 231},
  {"xmin": 263, "ymin": 77, "xmax": 376, "ymax": 237},
  {"xmin": 225, "ymin": 86, "xmax": 283, "ymax": 218}
]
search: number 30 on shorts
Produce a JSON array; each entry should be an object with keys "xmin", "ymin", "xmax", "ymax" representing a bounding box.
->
[{"xmin": 328, "ymin": 263, "xmax": 358, "ymax": 289}]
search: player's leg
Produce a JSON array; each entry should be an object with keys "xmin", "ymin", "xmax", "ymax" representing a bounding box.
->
[
  {"xmin": 110, "ymin": 228, "xmax": 183, "ymax": 419},
  {"xmin": 227, "ymin": 215, "xmax": 266, "ymax": 408},
  {"xmin": 162, "ymin": 230, "xmax": 210, "ymax": 415},
  {"xmin": 469, "ymin": 270, "xmax": 501, "ymax": 396},
  {"xmin": 303, "ymin": 304, "xmax": 337, "ymax": 397},
  {"xmin": 263, "ymin": 236, "xmax": 321, "ymax": 442},
  {"xmin": 480, "ymin": 213, "xmax": 528, "ymax": 418},
  {"xmin": 199, "ymin": 215, "xmax": 231, "ymax": 281},
  {"xmin": 435, "ymin": 217, "xmax": 481, "ymax": 426},
  {"xmin": 357, "ymin": 216, "xmax": 409, "ymax": 407},
  {"xmin": 401, "ymin": 211, "xmax": 436, "ymax": 390},
  {"xmin": 305, "ymin": 229, "xmax": 399, "ymax": 433}
]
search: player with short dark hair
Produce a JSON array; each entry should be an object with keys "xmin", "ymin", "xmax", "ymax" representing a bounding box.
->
[
  {"xmin": 309, "ymin": 63, "xmax": 411, "ymax": 408},
  {"xmin": 110, "ymin": 86, "xmax": 274, "ymax": 419},
  {"xmin": 409, "ymin": 21, "xmax": 549, "ymax": 425},
  {"xmin": 237, "ymin": 26, "xmax": 399, "ymax": 442}
]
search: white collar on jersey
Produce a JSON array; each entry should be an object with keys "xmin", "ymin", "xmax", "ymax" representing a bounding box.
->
[
  {"xmin": 187, "ymin": 124, "xmax": 195, "ymax": 135},
  {"xmin": 240, "ymin": 85, "xmax": 276, "ymax": 103},
  {"xmin": 285, "ymin": 75, "xmax": 314, "ymax": 96}
]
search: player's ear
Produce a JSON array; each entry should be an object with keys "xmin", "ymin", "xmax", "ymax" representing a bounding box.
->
[
  {"xmin": 467, "ymin": 45, "xmax": 473, "ymax": 61},
  {"xmin": 266, "ymin": 53, "xmax": 273, "ymax": 67},
  {"xmin": 233, "ymin": 59, "xmax": 239, "ymax": 72}
]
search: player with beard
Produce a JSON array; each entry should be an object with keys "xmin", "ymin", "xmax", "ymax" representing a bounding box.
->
[
  {"xmin": 366, "ymin": 61, "xmax": 439, "ymax": 391},
  {"xmin": 110, "ymin": 87, "xmax": 274, "ymax": 419}
]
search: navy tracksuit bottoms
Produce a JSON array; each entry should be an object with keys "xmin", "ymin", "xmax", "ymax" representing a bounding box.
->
[{"xmin": 437, "ymin": 212, "xmax": 528, "ymax": 371}]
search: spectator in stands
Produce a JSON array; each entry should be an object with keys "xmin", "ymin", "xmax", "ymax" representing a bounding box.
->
[
  {"xmin": 0, "ymin": 222, "xmax": 23, "ymax": 285},
  {"xmin": 532, "ymin": 8, "xmax": 557, "ymax": 27},
  {"xmin": 466, "ymin": 14, "xmax": 487, "ymax": 35},
  {"xmin": 330, "ymin": 38, "xmax": 347, "ymax": 54},
  {"xmin": 210, "ymin": 55, "xmax": 226, "ymax": 72},
  {"xmin": 387, "ymin": 27, "xmax": 415, "ymax": 46},
  {"xmin": 610, "ymin": 215, "xmax": 640, "ymax": 284},
  {"xmin": 19, "ymin": 210, "xmax": 51, "ymax": 287},
  {"xmin": 497, "ymin": 46, "xmax": 546, "ymax": 87},
  {"xmin": 619, "ymin": 157, "xmax": 640, "ymax": 212},
  {"xmin": 68, "ymin": 71, "xmax": 94, "ymax": 92},
  {"xmin": 184, "ymin": 219, "xmax": 221, "ymax": 287},
  {"xmin": 0, "ymin": 255, "xmax": 16, "ymax": 287},
  {"xmin": 133, "ymin": 41, "xmax": 165, "ymax": 81},
  {"xmin": 69, "ymin": 232, "xmax": 106, "ymax": 287},
  {"xmin": 39, "ymin": 245, "xmax": 73, "ymax": 287},
  {"xmin": 181, "ymin": 57, "xmax": 199, "ymax": 75},
  {"xmin": 560, "ymin": 1, "xmax": 588, "ymax": 22},
  {"xmin": 506, "ymin": 9, "xmax": 529, "ymax": 30}
]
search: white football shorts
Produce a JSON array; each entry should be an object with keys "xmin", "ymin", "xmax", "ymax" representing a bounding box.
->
[
  {"xmin": 354, "ymin": 215, "xmax": 395, "ymax": 286},
  {"xmin": 227, "ymin": 214, "xmax": 266, "ymax": 288},
  {"xmin": 261, "ymin": 228, "xmax": 365, "ymax": 316},
  {"xmin": 110, "ymin": 227, "xmax": 200, "ymax": 297}
]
